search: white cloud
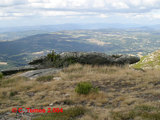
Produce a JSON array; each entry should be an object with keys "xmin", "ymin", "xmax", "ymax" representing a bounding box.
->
[
  {"xmin": 0, "ymin": 0, "xmax": 160, "ymax": 21},
  {"xmin": 99, "ymin": 14, "xmax": 108, "ymax": 18}
]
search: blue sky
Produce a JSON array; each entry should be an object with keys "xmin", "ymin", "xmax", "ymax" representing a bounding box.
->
[{"xmin": 0, "ymin": 0, "xmax": 160, "ymax": 27}]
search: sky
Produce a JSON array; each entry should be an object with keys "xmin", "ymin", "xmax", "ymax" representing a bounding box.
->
[{"xmin": 0, "ymin": 0, "xmax": 160, "ymax": 27}]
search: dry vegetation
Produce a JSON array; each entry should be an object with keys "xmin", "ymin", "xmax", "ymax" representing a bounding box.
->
[{"xmin": 0, "ymin": 64, "xmax": 160, "ymax": 120}]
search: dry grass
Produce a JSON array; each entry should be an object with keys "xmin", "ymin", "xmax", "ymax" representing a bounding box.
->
[{"xmin": 0, "ymin": 63, "xmax": 160, "ymax": 120}]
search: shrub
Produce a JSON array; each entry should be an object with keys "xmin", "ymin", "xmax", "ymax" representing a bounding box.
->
[
  {"xmin": 47, "ymin": 50, "xmax": 60, "ymax": 62},
  {"xmin": 46, "ymin": 51, "xmax": 78, "ymax": 67},
  {"xmin": 10, "ymin": 91, "xmax": 18, "ymax": 97},
  {"xmin": 0, "ymin": 72, "xmax": 3, "ymax": 79},
  {"xmin": 75, "ymin": 82, "xmax": 93, "ymax": 95}
]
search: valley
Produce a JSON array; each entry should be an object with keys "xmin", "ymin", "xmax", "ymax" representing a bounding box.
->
[{"xmin": 0, "ymin": 29, "xmax": 160, "ymax": 70}]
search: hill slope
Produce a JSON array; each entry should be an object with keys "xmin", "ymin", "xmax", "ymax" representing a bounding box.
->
[
  {"xmin": 0, "ymin": 64, "xmax": 160, "ymax": 120},
  {"xmin": 132, "ymin": 50, "xmax": 160, "ymax": 69}
]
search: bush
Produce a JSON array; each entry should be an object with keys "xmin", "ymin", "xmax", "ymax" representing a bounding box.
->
[
  {"xmin": 0, "ymin": 72, "xmax": 3, "ymax": 79},
  {"xmin": 75, "ymin": 82, "xmax": 93, "ymax": 95},
  {"xmin": 10, "ymin": 91, "xmax": 18, "ymax": 97},
  {"xmin": 47, "ymin": 50, "xmax": 60, "ymax": 62},
  {"xmin": 46, "ymin": 51, "xmax": 78, "ymax": 67}
]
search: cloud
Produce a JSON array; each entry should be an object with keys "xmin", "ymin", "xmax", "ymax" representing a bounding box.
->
[{"xmin": 0, "ymin": 0, "xmax": 160, "ymax": 22}]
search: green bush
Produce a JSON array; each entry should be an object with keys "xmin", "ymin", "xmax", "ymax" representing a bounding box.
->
[
  {"xmin": 47, "ymin": 50, "xmax": 60, "ymax": 62},
  {"xmin": 46, "ymin": 51, "xmax": 78, "ymax": 67},
  {"xmin": 75, "ymin": 82, "xmax": 93, "ymax": 95},
  {"xmin": 0, "ymin": 72, "xmax": 3, "ymax": 79}
]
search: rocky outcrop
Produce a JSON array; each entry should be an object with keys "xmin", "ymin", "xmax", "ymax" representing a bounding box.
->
[
  {"xmin": 29, "ymin": 52, "xmax": 140, "ymax": 67},
  {"xmin": 19, "ymin": 68, "xmax": 61, "ymax": 79},
  {"xmin": 132, "ymin": 50, "xmax": 160, "ymax": 69},
  {"xmin": 28, "ymin": 56, "xmax": 46, "ymax": 65},
  {"xmin": 1, "ymin": 65, "xmax": 40, "ymax": 75},
  {"xmin": 1, "ymin": 52, "xmax": 140, "ymax": 76},
  {"xmin": 60, "ymin": 52, "xmax": 140, "ymax": 65}
]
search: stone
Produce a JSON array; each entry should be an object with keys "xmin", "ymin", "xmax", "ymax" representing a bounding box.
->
[
  {"xmin": 19, "ymin": 68, "xmax": 61, "ymax": 79},
  {"xmin": 29, "ymin": 52, "xmax": 140, "ymax": 67},
  {"xmin": 1, "ymin": 65, "xmax": 39, "ymax": 76},
  {"xmin": 59, "ymin": 52, "xmax": 140, "ymax": 65}
]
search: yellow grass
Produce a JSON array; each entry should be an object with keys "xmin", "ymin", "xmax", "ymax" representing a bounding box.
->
[{"xmin": 0, "ymin": 63, "xmax": 160, "ymax": 119}]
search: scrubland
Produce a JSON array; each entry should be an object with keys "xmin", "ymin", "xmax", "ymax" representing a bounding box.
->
[{"xmin": 0, "ymin": 64, "xmax": 160, "ymax": 120}]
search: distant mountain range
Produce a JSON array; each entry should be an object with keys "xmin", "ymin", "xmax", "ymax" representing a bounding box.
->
[{"xmin": 1, "ymin": 23, "xmax": 160, "ymax": 33}]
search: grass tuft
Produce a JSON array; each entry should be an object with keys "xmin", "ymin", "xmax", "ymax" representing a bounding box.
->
[
  {"xmin": 111, "ymin": 105, "xmax": 160, "ymax": 120},
  {"xmin": 36, "ymin": 75, "xmax": 53, "ymax": 82},
  {"xmin": 33, "ymin": 106, "xmax": 86, "ymax": 120}
]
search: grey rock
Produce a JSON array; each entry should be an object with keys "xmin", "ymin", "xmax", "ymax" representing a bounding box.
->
[
  {"xmin": 27, "ymin": 92, "xmax": 35, "ymax": 97},
  {"xmin": 60, "ymin": 52, "xmax": 140, "ymax": 65},
  {"xmin": 19, "ymin": 68, "xmax": 61, "ymax": 79},
  {"xmin": 1, "ymin": 65, "xmax": 40, "ymax": 76},
  {"xmin": 29, "ymin": 52, "xmax": 140, "ymax": 67},
  {"xmin": 29, "ymin": 56, "xmax": 46, "ymax": 65},
  {"xmin": 2, "ymin": 52, "xmax": 140, "ymax": 76}
]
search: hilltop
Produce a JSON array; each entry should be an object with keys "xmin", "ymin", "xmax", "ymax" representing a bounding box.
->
[{"xmin": 0, "ymin": 51, "xmax": 160, "ymax": 120}]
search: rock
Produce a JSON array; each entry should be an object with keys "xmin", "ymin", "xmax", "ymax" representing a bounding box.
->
[
  {"xmin": 49, "ymin": 103, "xmax": 53, "ymax": 106},
  {"xmin": 19, "ymin": 68, "xmax": 61, "ymax": 79},
  {"xmin": 2, "ymin": 52, "xmax": 140, "ymax": 76},
  {"xmin": 60, "ymin": 52, "xmax": 140, "ymax": 65},
  {"xmin": 132, "ymin": 50, "xmax": 160, "ymax": 69},
  {"xmin": 115, "ymin": 55, "xmax": 140, "ymax": 64},
  {"xmin": 64, "ymin": 94, "xmax": 70, "ymax": 97},
  {"xmin": 1, "ymin": 65, "xmax": 40, "ymax": 76},
  {"xmin": 29, "ymin": 52, "xmax": 140, "ymax": 67},
  {"xmin": 53, "ymin": 77, "xmax": 61, "ymax": 80},
  {"xmin": 27, "ymin": 92, "xmax": 35, "ymax": 97},
  {"xmin": 29, "ymin": 56, "xmax": 46, "ymax": 65}
]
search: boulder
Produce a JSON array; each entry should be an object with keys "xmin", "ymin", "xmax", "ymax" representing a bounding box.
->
[{"xmin": 19, "ymin": 68, "xmax": 61, "ymax": 79}]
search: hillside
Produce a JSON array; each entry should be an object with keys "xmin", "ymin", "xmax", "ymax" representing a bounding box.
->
[
  {"xmin": 1, "ymin": 29, "xmax": 160, "ymax": 70},
  {"xmin": 132, "ymin": 50, "xmax": 160, "ymax": 69},
  {"xmin": 0, "ymin": 64, "xmax": 160, "ymax": 120}
]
